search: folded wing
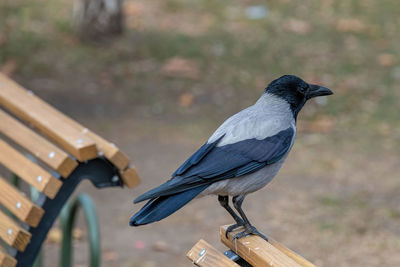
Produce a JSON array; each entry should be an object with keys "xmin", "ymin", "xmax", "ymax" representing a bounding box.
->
[{"xmin": 134, "ymin": 127, "xmax": 294, "ymax": 203}]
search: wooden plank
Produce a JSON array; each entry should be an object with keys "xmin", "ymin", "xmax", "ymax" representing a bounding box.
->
[
  {"xmin": 0, "ymin": 210, "xmax": 31, "ymax": 252},
  {"xmin": 187, "ymin": 239, "xmax": 239, "ymax": 267},
  {"xmin": 0, "ymin": 177, "xmax": 44, "ymax": 227},
  {"xmin": 220, "ymin": 225, "xmax": 303, "ymax": 267},
  {"xmin": 0, "ymin": 249, "xmax": 17, "ymax": 267},
  {"xmin": 75, "ymin": 127, "xmax": 130, "ymax": 170},
  {"xmin": 0, "ymin": 139, "xmax": 62, "ymax": 199},
  {"xmin": 51, "ymin": 115, "xmax": 131, "ymax": 170},
  {"xmin": 0, "ymin": 109, "xmax": 78, "ymax": 177},
  {"xmin": 268, "ymin": 238, "xmax": 316, "ymax": 267},
  {"xmin": 120, "ymin": 167, "xmax": 141, "ymax": 188},
  {"xmin": 0, "ymin": 73, "xmax": 98, "ymax": 161}
]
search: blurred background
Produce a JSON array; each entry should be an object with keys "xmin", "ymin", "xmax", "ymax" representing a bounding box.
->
[{"xmin": 1, "ymin": 0, "xmax": 400, "ymax": 266}]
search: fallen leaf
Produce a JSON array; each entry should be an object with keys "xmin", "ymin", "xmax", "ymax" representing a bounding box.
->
[
  {"xmin": 123, "ymin": 2, "xmax": 143, "ymax": 16},
  {"xmin": 104, "ymin": 250, "xmax": 119, "ymax": 261},
  {"xmin": 0, "ymin": 34, "xmax": 6, "ymax": 46},
  {"xmin": 179, "ymin": 92, "xmax": 194, "ymax": 107},
  {"xmin": 378, "ymin": 53, "xmax": 395, "ymax": 67},
  {"xmin": 336, "ymin": 18, "xmax": 366, "ymax": 33},
  {"xmin": 0, "ymin": 59, "xmax": 18, "ymax": 76},
  {"xmin": 72, "ymin": 228, "xmax": 83, "ymax": 240},
  {"xmin": 46, "ymin": 227, "xmax": 83, "ymax": 244},
  {"xmin": 161, "ymin": 57, "xmax": 200, "ymax": 79},
  {"xmin": 151, "ymin": 241, "xmax": 170, "ymax": 252},
  {"xmin": 378, "ymin": 123, "xmax": 391, "ymax": 136},
  {"xmin": 46, "ymin": 228, "xmax": 62, "ymax": 244},
  {"xmin": 283, "ymin": 19, "xmax": 311, "ymax": 35}
]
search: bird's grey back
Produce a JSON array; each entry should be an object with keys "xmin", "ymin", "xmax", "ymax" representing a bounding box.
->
[{"xmin": 208, "ymin": 93, "xmax": 296, "ymax": 146}]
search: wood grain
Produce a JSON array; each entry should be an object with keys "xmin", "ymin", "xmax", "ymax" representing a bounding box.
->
[
  {"xmin": 120, "ymin": 167, "xmax": 141, "ymax": 188},
  {"xmin": 0, "ymin": 73, "xmax": 98, "ymax": 161},
  {"xmin": 0, "ymin": 109, "xmax": 78, "ymax": 177},
  {"xmin": 268, "ymin": 238, "xmax": 316, "ymax": 267},
  {"xmin": 0, "ymin": 176, "xmax": 44, "ymax": 227},
  {"xmin": 0, "ymin": 249, "xmax": 17, "ymax": 267},
  {"xmin": 0, "ymin": 210, "xmax": 31, "ymax": 252},
  {"xmin": 32, "ymin": 102, "xmax": 131, "ymax": 170},
  {"xmin": 187, "ymin": 239, "xmax": 239, "ymax": 267},
  {"xmin": 72, "ymin": 126, "xmax": 130, "ymax": 170},
  {"xmin": 220, "ymin": 225, "xmax": 303, "ymax": 267},
  {"xmin": 0, "ymin": 139, "xmax": 62, "ymax": 199}
]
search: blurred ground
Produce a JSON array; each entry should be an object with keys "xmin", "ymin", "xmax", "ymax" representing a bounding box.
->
[{"xmin": 1, "ymin": 0, "xmax": 400, "ymax": 266}]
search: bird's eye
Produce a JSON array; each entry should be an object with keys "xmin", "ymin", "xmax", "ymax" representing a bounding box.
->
[{"xmin": 298, "ymin": 85, "xmax": 308, "ymax": 95}]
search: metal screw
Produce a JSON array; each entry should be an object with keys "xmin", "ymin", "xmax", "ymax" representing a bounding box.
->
[
  {"xmin": 16, "ymin": 202, "xmax": 21, "ymax": 209},
  {"xmin": 27, "ymin": 90, "xmax": 34, "ymax": 96},
  {"xmin": 76, "ymin": 139, "xmax": 83, "ymax": 144},
  {"xmin": 48, "ymin": 151, "xmax": 55, "ymax": 158},
  {"xmin": 7, "ymin": 229, "xmax": 12, "ymax": 236},
  {"xmin": 199, "ymin": 249, "xmax": 206, "ymax": 256},
  {"xmin": 111, "ymin": 175, "xmax": 119, "ymax": 182},
  {"xmin": 37, "ymin": 175, "xmax": 42, "ymax": 182}
]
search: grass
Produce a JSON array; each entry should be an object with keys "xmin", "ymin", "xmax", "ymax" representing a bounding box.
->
[{"xmin": 1, "ymin": 0, "xmax": 400, "ymax": 153}]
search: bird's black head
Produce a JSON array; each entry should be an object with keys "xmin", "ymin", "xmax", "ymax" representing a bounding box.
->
[{"xmin": 265, "ymin": 75, "xmax": 333, "ymax": 118}]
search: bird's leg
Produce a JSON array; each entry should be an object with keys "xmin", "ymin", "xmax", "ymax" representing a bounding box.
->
[
  {"xmin": 218, "ymin": 195, "xmax": 245, "ymax": 238},
  {"xmin": 232, "ymin": 195, "xmax": 268, "ymax": 241}
]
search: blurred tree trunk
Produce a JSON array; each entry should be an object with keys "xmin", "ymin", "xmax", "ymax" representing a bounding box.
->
[{"xmin": 72, "ymin": 0, "xmax": 124, "ymax": 41}]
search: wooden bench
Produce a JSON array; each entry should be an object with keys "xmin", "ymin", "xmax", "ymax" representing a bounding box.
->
[
  {"xmin": 0, "ymin": 73, "xmax": 141, "ymax": 267},
  {"xmin": 187, "ymin": 225, "xmax": 316, "ymax": 267}
]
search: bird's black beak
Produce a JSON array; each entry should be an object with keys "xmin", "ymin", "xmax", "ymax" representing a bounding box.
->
[{"xmin": 306, "ymin": 84, "xmax": 333, "ymax": 99}]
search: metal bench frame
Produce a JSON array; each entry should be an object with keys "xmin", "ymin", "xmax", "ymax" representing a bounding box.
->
[{"xmin": 15, "ymin": 158, "xmax": 121, "ymax": 266}]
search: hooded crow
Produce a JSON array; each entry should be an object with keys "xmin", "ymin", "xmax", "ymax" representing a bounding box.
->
[{"xmin": 130, "ymin": 75, "xmax": 333, "ymax": 240}]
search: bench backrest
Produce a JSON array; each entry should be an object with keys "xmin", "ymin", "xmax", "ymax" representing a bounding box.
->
[{"xmin": 0, "ymin": 73, "xmax": 140, "ymax": 267}]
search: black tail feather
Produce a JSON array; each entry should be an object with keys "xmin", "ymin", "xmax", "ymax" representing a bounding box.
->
[{"xmin": 130, "ymin": 185, "xmax": 208, "ymax": 226}]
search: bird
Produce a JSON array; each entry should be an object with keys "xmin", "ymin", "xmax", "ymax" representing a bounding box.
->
[{"xmin": 130, "ymin": 74, "xmax": 333, "ymax": 240}]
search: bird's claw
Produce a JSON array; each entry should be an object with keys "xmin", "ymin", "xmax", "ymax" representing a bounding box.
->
[
  {"xmin": 232, "ymin": 225, "xmax": 268, "ymax": 242},
  {"xmin": 225, "ymin": 221, "xmax": 244, "ymax": 238}
]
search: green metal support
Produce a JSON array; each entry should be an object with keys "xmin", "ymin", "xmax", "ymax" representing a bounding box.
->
[{"xmin": 60, "ymin": 193, "xmax": 101, "ymax": 267}]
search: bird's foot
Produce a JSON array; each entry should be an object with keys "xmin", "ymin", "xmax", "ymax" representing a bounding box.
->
[
  {"xmin": 232, "ymin": 225, "xmax": 268, "ymax": 242},
  {"xmin": 225, "ymin": 220, "xmax": 245, "ymax": 238}
]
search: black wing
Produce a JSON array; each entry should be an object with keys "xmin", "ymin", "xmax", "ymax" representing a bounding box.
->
[{"xmin": 134, "ymin": 127, "xmax": 294, "ymax": 203}]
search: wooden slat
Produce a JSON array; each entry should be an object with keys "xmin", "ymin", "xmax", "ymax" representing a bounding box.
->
[
  {"xmin": 0, "ymin": 177, "xmax": 44, "ymax": 227},
  {"xmin": 0, "ymin": 73, "xmax": 98, "ymax": 161},
  {"xmin": 0, "ymin": 210, "xmax": 31, "ymax": 252},
  {"xmin": 49, "ymin": 114, "xmax": 132, "ymax": 170},
  {"xmin": 268, "ymin": 238, "xmax": 316, "ymax": 267},
  {"xmin": 74, "ymin": 127, "xmax": 130, "ymax": 170},
  {"xmin": 0, "ymin": 139, "xmax": 62, "ymax": 199},
  {"xmin": 0, "ymin": 109, "xmax": 78, "ymax": 177},
  {"xmin": 187, "ymin": 239, "xmax": 239, "ymax": 267},
  {"xmin": 120, "ymin": 167, "xmax": 141, "ymax": 188},
  {"xmin": 220, "ymin": 225, "xmax": 305, "ymax": 267},
  {"xmin": 0, "ymin": 249, "xmax": 17, "ymax": 267},
  {"xmin": 26, "ymin": 93, "xmax": 134, "ymax": 171}
]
